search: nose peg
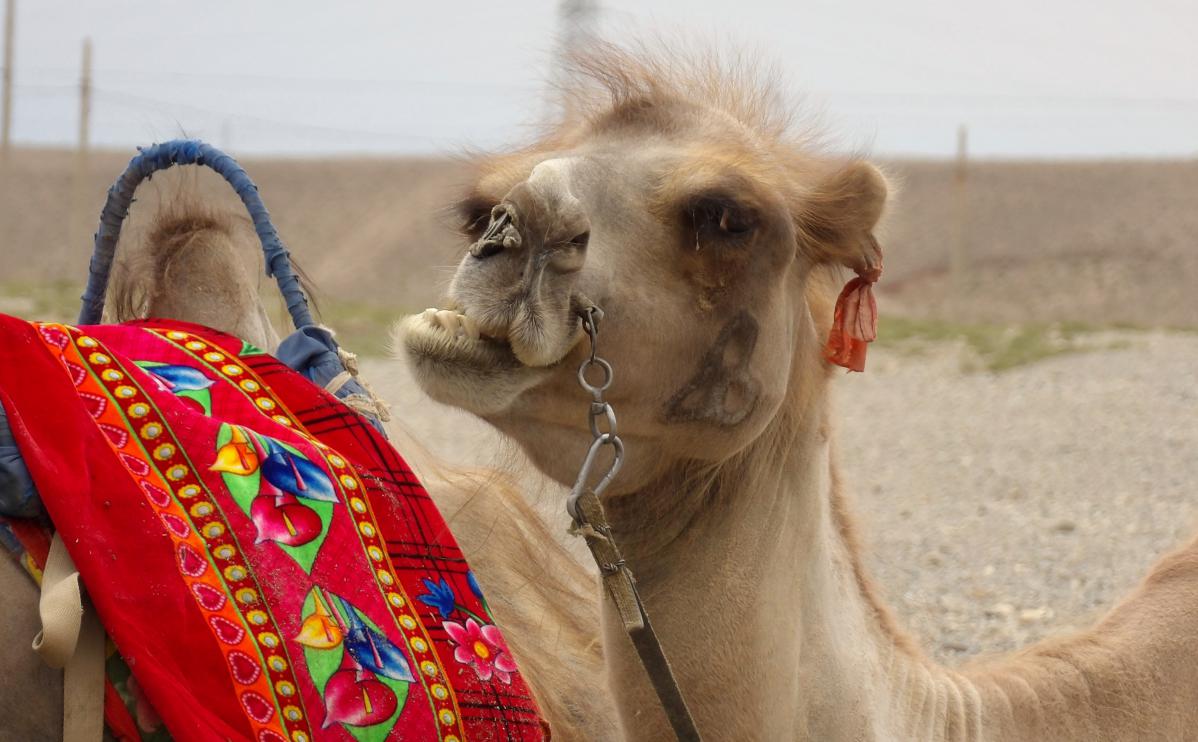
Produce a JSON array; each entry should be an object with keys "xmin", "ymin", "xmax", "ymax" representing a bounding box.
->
[{"xmin": 470, "ymin": 206, "xmax": 522, "ymax": 260}]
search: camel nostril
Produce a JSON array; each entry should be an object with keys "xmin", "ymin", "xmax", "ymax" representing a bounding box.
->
[
  {"xmin": 567, "ymin": 231, "xmax": 590, "ymax": 248},
  {"xmin": 471, "ymin": 240, "xmax": 505, "ymax": 260},
  {"xmin": 469, "ymin": 208, "xmax": 521, "ymax": 260}
]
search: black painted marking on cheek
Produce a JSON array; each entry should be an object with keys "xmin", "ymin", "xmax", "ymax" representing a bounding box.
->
[{"xmin": 662, "ymin": 311, "xmax": 761, "ymax": 427}]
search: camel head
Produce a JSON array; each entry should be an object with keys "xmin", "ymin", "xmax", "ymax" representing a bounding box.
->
[{"xmin": 399, "ymin": 49, "xmax": 889, "ymax": 492}]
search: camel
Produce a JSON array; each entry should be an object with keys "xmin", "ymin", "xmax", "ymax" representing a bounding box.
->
[
  {"xmin": 0, "ymin": 203, "xmax": 619, "ymax": 740},
  {"xmin": 395, "ymin": 46, "xmax": 1198, "ymax": 741}
]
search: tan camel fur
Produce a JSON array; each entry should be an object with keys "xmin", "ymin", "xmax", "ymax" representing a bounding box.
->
[{"xmin": 397, "ymin": 46, "xmax": 1198, "ymax": 741}]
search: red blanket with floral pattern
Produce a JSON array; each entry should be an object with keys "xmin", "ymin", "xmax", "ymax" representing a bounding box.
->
[{"xmin": 0, "ymin": 315, "xmax": 547, "ymax": 742}]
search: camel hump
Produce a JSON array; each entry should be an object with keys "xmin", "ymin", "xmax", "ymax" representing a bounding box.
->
[{"xmin": 108, "ymin": 196, "xmax": 282, "ymax": 352}]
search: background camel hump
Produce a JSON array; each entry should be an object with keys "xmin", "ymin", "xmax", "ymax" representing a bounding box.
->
[{"xmin": 107, "ymin": 193, "xmax": 281, "ymax": 352}]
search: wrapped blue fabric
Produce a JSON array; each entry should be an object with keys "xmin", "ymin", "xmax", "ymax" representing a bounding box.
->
[
  {"xmin": 275, "ymin": 325, "xmax": 388, "ymax": 436},
  {"xmin": 0, "ymin": 397, "xmax": 41, "ymax": 518}
]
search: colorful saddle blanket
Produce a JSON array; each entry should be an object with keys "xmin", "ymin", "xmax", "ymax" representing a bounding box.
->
[{"xmin": 0, "ymin": 315, "xmax": 547, "ymax": 742}]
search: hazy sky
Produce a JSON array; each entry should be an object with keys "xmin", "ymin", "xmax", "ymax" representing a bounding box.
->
[{"xmin": 9, "ymin": 0, "xmax": 1197, "ymax": 158}]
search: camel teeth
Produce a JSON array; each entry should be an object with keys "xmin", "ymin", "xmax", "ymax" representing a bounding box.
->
[
  {"xmin": 434, "ymin": 310, "xmax": 461, "ymax": 334},
  {"xmin": 459, "ymin": 314, "xmax": 480, "ymax": 340},
  {"xmin": 428, "ymin": 304, "xmax": 504, "ymax": 342}
]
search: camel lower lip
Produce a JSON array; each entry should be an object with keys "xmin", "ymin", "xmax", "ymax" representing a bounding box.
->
[
  {"xmin": 398, "ymin": 311, "xmax": 553, "ymax": 415},
  {"xmin": 401, "ymin": 313, "xmax": 521, "ymax": 370}
]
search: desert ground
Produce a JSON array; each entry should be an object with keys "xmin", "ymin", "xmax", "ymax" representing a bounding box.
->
[
  {"xmin": 0, "ymin": 149, "xmax": 1196, "ymax": 664},
  {"xmin": 3, "ymin": 149, "xmax": 1197, "ymax": 335},
  {"xmin": 364, "ymin": 331, "xmax": 1198, "ymax": 665}
]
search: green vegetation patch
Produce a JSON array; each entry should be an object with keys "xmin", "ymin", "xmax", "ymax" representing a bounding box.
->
[
  {"xmin": 876, "ymin": 317, "xmax": 1132, "ymax": 372},
  {"xmin": 0, "ymin": 281, "xmax": 407, "ymax": 358},
  {"xmin": 3, "ymin": 281, "xmax": 1155, "ymax": 370},
  {"xmin": 0, "ymin": 281, "xmax": 81, "ymax": 323},
  {"xmin": 280, "ymin": 295, "xmax": 412, "ymax": 358}
]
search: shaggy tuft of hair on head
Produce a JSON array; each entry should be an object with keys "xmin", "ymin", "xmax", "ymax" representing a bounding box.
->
[{"xmin": 549, "ymin": 39, "xmax": 823, "ymax": 148}]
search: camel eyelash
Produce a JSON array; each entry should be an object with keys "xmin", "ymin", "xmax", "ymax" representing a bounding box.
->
[{"xmin": 687, "ymin": 195, "xmax": 756, "ymax": 248}]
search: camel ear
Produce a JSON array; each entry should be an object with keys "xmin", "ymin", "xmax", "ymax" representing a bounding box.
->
[
  {"xmin": 797, "ymin": 160, "xmax": 887, "ymax": 275},
  {"xmin": 799, "ymin": 161, "xmax": 888, "ymax": 372}
]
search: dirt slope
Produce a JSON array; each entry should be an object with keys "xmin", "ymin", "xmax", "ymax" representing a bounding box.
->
[{"xmin": 2, "ymin": 149, "xmax": 1195, "ymax": 327}]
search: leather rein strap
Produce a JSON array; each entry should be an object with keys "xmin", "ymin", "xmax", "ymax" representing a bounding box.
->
[
  {"xmin": 570, "ymin": 490, "xmax": 702, "ymax": 741},
  {"xmin": 567, "ymin": 307, "xmax": 702, "ymax": 741}
]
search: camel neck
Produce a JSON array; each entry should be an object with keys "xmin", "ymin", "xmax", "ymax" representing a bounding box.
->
[{"xmin": 600, "ymin": 367, "xmax": 929, "ymax": 740}]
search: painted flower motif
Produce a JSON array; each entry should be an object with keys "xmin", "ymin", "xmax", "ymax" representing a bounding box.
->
[
  {"xmin": 294, "ymin": 594, "xmax": 344, "ymax": 649},
  {"xmin": 144, "ymin": 364, "xmax": 214, "ymax": 393},
  {"xmin": 210, "ymin": 426, "xmax": 259, "ymax": 475},
  {"xmin": 417, "ymin": 577, "xmax": 457, "ymax": 619},
  {"xmin": 213, "ymin": 429, "xmax": 336, "ymax": 504},
  {"xmin": 140, "ymin": 362, "xmax": 216, "ymax": 414},
  {"xmin": 296, "ymin": 589, "xmax": 413, "ymax": 732},
  {"xmin": 323, "ymin": 666, "xmax": 398, "ymax": 728},
  {"xmin": 466, "ymin": 571, "xmax": 484, "ymax": 601},
  {"xmin": 250, "ymin": 492, "xmax": 323, "ymax": 546},
  {"xmin": 259, "ymin": 438, "xmax": 336, "ymax": 503},
  {"xmin": 334, "ymin": 595, "xmax": 414, "ymax": 683},
  {"xmin": 443, "ymin": 618, "xmax": 517, "ymax": 684}
]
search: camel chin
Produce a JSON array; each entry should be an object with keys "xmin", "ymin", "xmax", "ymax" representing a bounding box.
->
[{"xmin": 396, "ymin": 310, "xmax": 551, "ymax": 416}]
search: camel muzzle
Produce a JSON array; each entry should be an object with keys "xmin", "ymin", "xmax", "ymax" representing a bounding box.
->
[{"xmin": 469, "ymin": 162, "xmax": 593, "ymax": 272}]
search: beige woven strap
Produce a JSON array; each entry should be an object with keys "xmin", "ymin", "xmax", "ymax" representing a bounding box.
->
[
  {"xmin": 32, "ymin": 533, "xmax": 105, "ymax": 742},
  {"xmin": 322, "ymin": 370, "xmax": 353, "ymax": 397},
  {"xmin": 324, "ymin": 347, "xmax": 392, "ymax": 423},
  {"xmin": 32, "ymin": 534, "xmax": 83, "ymax": 667}
]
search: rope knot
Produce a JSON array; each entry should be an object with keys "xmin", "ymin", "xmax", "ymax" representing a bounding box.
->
[{"xmin": 824, "ymin": 257, "xmax": 883, "ymax": 373}]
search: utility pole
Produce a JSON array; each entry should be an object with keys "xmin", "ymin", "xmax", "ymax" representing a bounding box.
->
[
  {"xmin": 1, "ymin": 0, "xmax": 15, "ymax": 162},
  {"xmin": 547, "ymin": 0, "xmax": 600, "ymax": 121},
  {"xmin": 77, "ymin": 37, "xmax": 91, "ymax": 156},
  {"xmin": 955, "ymin": 124, "xmax": 968, "ymax": 185},
  {"xmin": 559, "ymin": 0, "xmax": 600, "ymax": 51},
  {"xmin": 69, "ymin": 38, "xmax": 92, "ymax": 257},
  {"xmin": 952, "ymin": 123, "xmax": 969, "ymax": 280}
]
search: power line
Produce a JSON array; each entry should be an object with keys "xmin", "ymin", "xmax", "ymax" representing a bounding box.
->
[
  {"xmin": 2, "ymin": 0, "xmax": 14, "ymax": 159},
  {"xmin": 15, "ymin": 64, "xmax": 541, "ymax": 93},
  {"xmin": 88, "ymin": 88, "xmax": 447, "ymax": 144},
  {"xmin": 815, "ymin": 90, "xmax": 1198, "ymax": 112},
  {"xmin": 12, "ymin": 65, "xmax": 1196, "ymax": 112}
]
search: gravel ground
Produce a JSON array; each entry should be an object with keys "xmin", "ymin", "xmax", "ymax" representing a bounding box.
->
[
  {"xmin": 363, "ymin": 330, "xmax": 1198, "ymax": 664},
  {"xmin": 838, "ymin": 331, "xmax": 1198, "ymax": 663}
]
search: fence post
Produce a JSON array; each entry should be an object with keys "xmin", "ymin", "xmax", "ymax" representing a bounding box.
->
[
  {"xmin": 68, "ymin": 38, "xmax": 92, "ymax": 263},
  {"xmin": 1, "ymin": 0, "xmax": 13, "ymax": 165},
  {"xmin": 952, "ymin": 123, "xmax": 969, "ymax": 280}
]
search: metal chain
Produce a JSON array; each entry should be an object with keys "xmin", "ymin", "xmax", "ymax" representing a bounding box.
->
[
  {"xmin": 567, "ymin": 305, "xmax": 625, "ymax": 524},
  {"xmin": 563, "ymin": 306, "xmax": 704, "ymax": 742},
  {"xmin": 565, "ymin": 304, "xmax": 704, "ymax": 738}
]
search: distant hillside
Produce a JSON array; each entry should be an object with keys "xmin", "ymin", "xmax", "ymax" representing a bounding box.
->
[{"xmin": 1, "ymin": 149, "xmax": 1195, "ymax": 330}]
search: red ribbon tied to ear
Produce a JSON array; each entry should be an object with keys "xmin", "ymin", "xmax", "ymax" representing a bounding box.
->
[{"xmin": 824, "ymin": 264, "xmax": 882, "ymax": 373}]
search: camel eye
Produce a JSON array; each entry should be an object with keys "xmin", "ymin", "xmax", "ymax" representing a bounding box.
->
[
  {"xmin": 717, "ymin": 207, "xmax": 751, "ymax": 236},
  {"xmin": 689, "ymin": 196, "xmax": 754, "ymax": 248},
  {"xmin": 567, "ymin": 231, "xmax": 590, "ymax": 248}
]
